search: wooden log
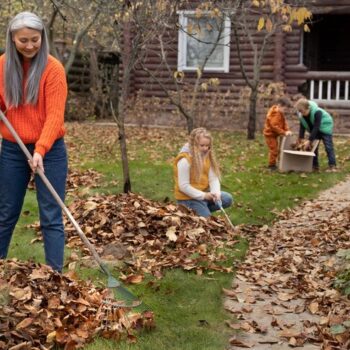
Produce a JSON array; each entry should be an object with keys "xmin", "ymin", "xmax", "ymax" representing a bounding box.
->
[{"xmin": 306, "ymin": 71, "xmax": 350, "ymax": 80}]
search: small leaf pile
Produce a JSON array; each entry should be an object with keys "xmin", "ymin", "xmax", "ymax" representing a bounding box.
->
[
  {"xmin": 28, "ymin": 168, "xmax": 102, "ymax": 194},
  {"xmin": 0, "ymin": 259, "xmax": 154, "ymax": 350},
  {"xmin": 290, "ymin": 138, "xmax": 312, "ymax": 151},
  {"xmin": 65, "ymin": 193, "xmax": 237, "ymax": 278},
  {"xmin": 66, "ymin": 168, "xmax": 102, "ymax": 195}
]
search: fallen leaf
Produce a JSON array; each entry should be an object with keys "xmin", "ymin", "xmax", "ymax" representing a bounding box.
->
[
  {"xmin": 165, "ymin": 226, "xmax": 177, "ymax": 242},
  {"xmin": 308, "ymin": 302, "xmax": 319, "ymax": 314},
  {"xmin": 229, "ymin": 336, "xmax": 254, "ymax": 347}
]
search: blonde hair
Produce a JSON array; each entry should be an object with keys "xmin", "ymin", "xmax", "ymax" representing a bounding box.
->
[
  {"xmin": 295, "ymin": 98, "xmax": 310, "ymax": 111},
  {"xmin": 188, "ymin": 127, "xmax": 220, "ymax": 180}
]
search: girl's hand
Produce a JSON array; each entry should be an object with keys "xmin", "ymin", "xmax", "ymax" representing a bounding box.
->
[
  {"xmin": 29, "ymin": 152, "xmax": 44, "ymax": 173},
  {"xmin": 204, "ymin": 192, "xmax": 214, "ymax": 201},
  {"xmin": 212, "ymin": 193, "xmax": 221, "ymax": 202},
  {"xmin": 204, "ymin": 192, "xmax": 221, "ymax": 202}
]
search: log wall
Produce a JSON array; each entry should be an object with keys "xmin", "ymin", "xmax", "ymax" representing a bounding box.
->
[{"xmin": 123, "ymin": 1, "xmax": 350, "ymax": 133}]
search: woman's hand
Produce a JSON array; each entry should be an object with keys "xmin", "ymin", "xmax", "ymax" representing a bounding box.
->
[{"xmin": 29, "ymin": 152, "xmax": 44, "ymax": 173}]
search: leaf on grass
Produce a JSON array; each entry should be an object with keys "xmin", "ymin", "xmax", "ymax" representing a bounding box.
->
[
  {"xmin": 125, "ymin": 274, "xmax": 144, "ymax": 284},
  {"xmin": 222, "ymin": 288, "xmax": 237, "ymax": 299}
]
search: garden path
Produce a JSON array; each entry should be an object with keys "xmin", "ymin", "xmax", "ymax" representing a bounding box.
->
[{"xmin": 225, "ymin": 176, "xmax": 350, "ymax": 349}]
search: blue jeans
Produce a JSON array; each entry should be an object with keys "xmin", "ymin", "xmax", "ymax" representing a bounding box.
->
[
  {"xmin": 177, "ymin": 191, "xmax": 233, "ymax": 218},
  {"xmin": 313, "ymin": 133, "xmax": 336, "ymax": 168},
  {"xmin": 0, "ymin": 138, "xmax": 67, "ymax": 271}
]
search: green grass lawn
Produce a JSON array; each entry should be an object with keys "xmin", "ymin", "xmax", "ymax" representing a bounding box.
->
[{"xmin": 7, "ymin": 124, "xmax": 350, "ymax": 349}]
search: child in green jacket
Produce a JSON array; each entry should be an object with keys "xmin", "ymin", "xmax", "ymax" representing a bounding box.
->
[{"xmin": 295, "ymin": 98, "xmax": 336, "ymax": 171}]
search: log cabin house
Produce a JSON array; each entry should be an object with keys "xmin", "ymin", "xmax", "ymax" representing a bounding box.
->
[{"xmin": 123, "ymin": 0, "xmax": 350, "ymax": 133}]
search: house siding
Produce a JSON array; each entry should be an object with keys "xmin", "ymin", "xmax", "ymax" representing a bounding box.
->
[{"xmin": 124, "ymin": 0, "xmax": 350, "ymax": 133}]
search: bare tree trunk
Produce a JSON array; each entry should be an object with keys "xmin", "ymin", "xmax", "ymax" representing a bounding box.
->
[
  {"xmin": 111, "ymin": 96, "xmax": 131, "ymax": 193},
  {"xmin": 113, "ymin": 21, "xmax": 134, "ymax": 193},
  {"xmin": 247, "ymin": 87, "xmax": 258, "ymax": 139},
  {"xmin": 231, "ymin": 8, "xmax": 274, "ymax": 140},
  {"xmin": 47, "ymin": 8, "xmax": 60, "ymax": 59},
  {"xmin": 187, "ymin": 117, "xmax": 194, "ymax": 134},
  {"xmin": 118, "ymin": 118, "xmax": 131, "ymax": 193}
]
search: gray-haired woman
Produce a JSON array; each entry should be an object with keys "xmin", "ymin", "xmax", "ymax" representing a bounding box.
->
[{"xmin": 0, "ymin": 12, "xmax": 68, "ymax": 271}]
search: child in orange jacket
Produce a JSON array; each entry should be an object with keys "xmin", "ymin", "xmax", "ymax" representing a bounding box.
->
[{"xmin": 263, "ymin": 97, "xmax": 292, "ymax": 170}]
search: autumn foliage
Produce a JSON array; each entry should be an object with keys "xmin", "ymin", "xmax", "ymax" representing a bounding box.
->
[{"xmin": 0, "ymin": 260, "xmax": 154, "ymax": 349}]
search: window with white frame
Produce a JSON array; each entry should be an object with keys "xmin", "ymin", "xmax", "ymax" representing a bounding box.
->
[{"xmin": 178, "ymin": 11, "xmax": 231, "ymax": 73}]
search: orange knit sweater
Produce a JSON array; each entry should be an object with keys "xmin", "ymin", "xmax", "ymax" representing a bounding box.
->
[{"xmin": 0, "ymin": 54, "xmax": 67, "ymax": 157}]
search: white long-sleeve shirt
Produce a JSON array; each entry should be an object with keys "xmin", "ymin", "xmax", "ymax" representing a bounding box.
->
[{"xmin": 177, "ymin": 157, "xmax": 220, "ymax": 200}]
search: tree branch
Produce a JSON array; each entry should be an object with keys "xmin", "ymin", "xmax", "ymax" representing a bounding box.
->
[{"xmin": 64, "ymin": 7, "xmax": 101, "ymax": 74}]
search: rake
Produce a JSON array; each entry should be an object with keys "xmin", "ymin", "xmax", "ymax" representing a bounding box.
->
[
  {"xmin": 0, "ymin": 110, "xmax": 145, "ymax": 310},
  {"xmin": 216, "ymin": 200, "xmax": 235, "ymax": 230}
]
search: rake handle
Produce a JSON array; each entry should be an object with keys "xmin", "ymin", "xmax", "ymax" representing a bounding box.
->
[
  {"xmin": 0, "ymin": 110, "xmax": 109, "ymax": 275},
  {"xmin": 216, "ymin": 200, "xmax": 235, "ymax": 230},
  {"xmin": 220, "ymin": 207, "xmax": 235, "ymax": 230}
]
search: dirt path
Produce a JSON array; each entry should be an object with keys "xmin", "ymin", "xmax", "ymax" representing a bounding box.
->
[{"xmin": 225, "ymin": 178, "xmax": 350, "ymax": 349}]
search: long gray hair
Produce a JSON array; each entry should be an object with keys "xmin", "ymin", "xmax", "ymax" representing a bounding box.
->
[{"xmin": 5, "ymin": 11, "xmax": 49, "ymax": 107}]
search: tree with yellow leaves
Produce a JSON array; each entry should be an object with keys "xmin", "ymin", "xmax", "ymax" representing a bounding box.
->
[
  {"xmin": 139, "ymin": 0, "xmax": 311, "ymax": 138},
  {"xmin": 225, "ymin": 0, "xmax": 312, "ymax": 139}
]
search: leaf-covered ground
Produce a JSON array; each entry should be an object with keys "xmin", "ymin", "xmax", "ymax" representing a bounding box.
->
[
  {"xmin": 225, "ymin": 179, "xmax": 350, "ymax": 349},
  {"xmin": 0, "ymin": 260, "xmax": 154, "ymax": 350},
  {"xmin": 3, "ymin": 123, "xmax": 350, "ymax": 349},
  {"xmin": 65, "ymin": 123, "xmax": 186, "ymax": 167}
]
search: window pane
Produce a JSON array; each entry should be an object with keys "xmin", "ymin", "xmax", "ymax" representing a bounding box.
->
[{"xmin": 186, "ymin": 17, "xmax": 225, "ymax": 68}]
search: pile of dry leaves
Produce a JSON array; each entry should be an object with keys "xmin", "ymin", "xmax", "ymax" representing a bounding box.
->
[
  {"xmin": 229, "ymin": 203, "xmax": 350, "ymax": 348},
  {"xmin": 64, "ymin": 193, "xmax": 237, "ymax": 278},
  {"xmin": 0, "ymin": 260, "xmax": 154, "ymax": 350}
]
